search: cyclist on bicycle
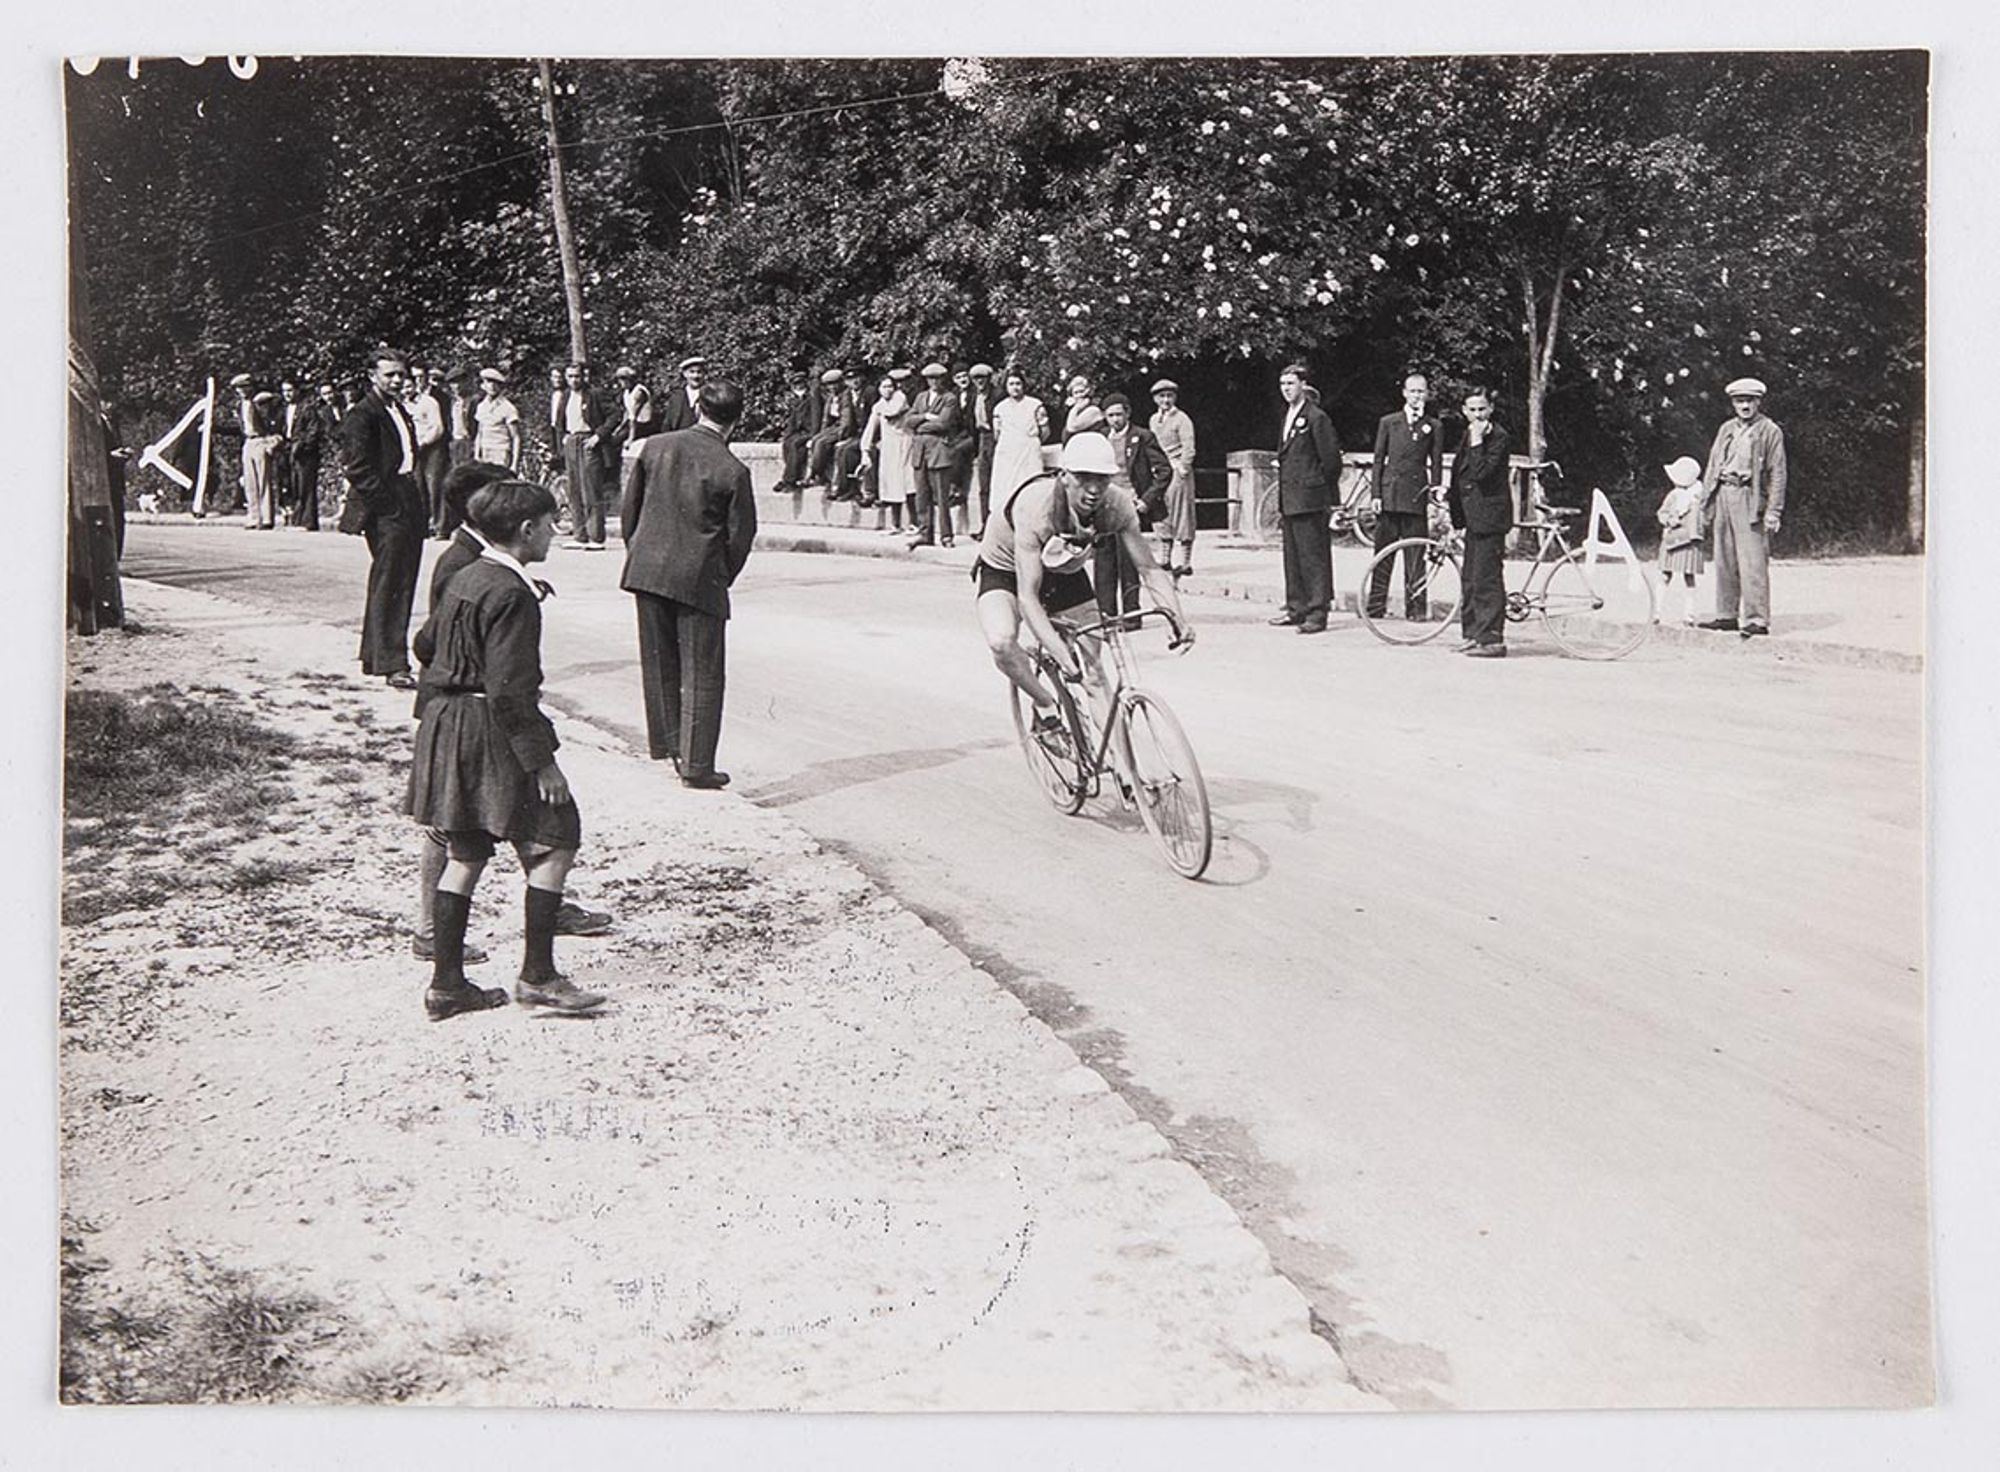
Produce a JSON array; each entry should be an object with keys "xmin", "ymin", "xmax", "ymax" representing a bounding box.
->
[{"xmin": 973, "ymin": 430, "xmax": 1193, "ymax": 732}]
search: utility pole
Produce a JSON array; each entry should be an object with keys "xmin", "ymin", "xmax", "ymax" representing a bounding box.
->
[
  {"xmin": 66, "ymin": 129, "xmax": 123, "ymax": 635},
  {"xmin": 537, "ymin": 58, "xmax": 589, "ymax": 366}
]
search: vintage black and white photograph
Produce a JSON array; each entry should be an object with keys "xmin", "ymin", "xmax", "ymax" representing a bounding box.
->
[{"xmin": 29, "ymin": 7, "xmax": 1992, "ymax": 1463}]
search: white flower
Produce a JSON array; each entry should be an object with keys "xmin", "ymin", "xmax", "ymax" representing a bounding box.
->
[
  {"xmin": 1404, "ymin": 233, "xmax": 1420, "ymax": 246},
  {"xmin": 1272, "ymin": 122, "xmax": 1290, "ymax": 137},
  {"xmin": 1226, "ymin": 207, "xmax": 1240, "ymax": 220},
  {"xmin": 1693, "ymin": 323, "xmax": 1707, "ymax": 338},
  {"xmin": 1065, "ymin": 304, "xmax": 1082, "ymax": 318},
  {"xmin": 1274, "ymin": 92, "xmax": 1291, "ymax": 107},
  {"xmin": 1201, "ymin": 120, "xmax": 1216, "ymax": 135},
  {"xmin": 1115, "ymin": 293, "xmax": 1130, "ymax": 305},
  {"xmin": 1258, "ymin": 153, "xmax": 1274, "ymax": 166},
  {"xmin": 1316, "ymin": 291, "xmax": 1334, "ymax": 305},
  {"xmin": 1217, "ymin": 302, "xmax": 1234, "ymax": 318},
  {"xmin": 1369, "ymin": 253, "xmax": 1386, "ymax": 271},
  {"xmin": 1238, "ymin": 105, "xmax": 1253, "ymax": 117}
]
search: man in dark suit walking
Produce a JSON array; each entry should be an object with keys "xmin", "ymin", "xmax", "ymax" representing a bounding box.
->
[
  {"xmin": 1366, "ymin": 372, "xmax": 1446, "ymax": 620},
  {"xmin": 337, "ymin": 346, "xmax": 428, "ymax": 688},
  {"xmin": 1271, "ymin": 364, "xmax": 1342, "ymax": 634},
  {"xmin": 1443, "ymin": 386, "xmax": 1518, "ymax": 657},
  {"xmin": 619, "ymin": 380, "xmax": 757, "ymax": 790}
]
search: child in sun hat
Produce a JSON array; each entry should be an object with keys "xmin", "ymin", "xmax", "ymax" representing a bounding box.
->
[{"xmin": 1656, "ymin": 455, "xmax": 1707, "ymax": 625}]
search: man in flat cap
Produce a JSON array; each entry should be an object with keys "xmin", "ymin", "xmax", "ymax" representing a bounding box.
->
[
  {"xmin": 805, "ymin": 368, "xmax": 856, "ymax": 492},
  {"xmin": 657, "ymin": 356, "xmax": 707, "ymax": 434},
  {"xmin": 1149, "ymin": 379, "xmax": 1198, "ymax": 577},
  {"xmin": 907, "ymin": 362, "xmax": 963, "ymax": 547},
  {"xmin": 1698, "ymin": 377, "xmax": 1788, "ymax": 638}
]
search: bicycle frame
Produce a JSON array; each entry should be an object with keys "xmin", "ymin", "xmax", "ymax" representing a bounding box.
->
[{"xmin": 1048, "ymin": 608, "xmax": 1181, "ymax": 794}]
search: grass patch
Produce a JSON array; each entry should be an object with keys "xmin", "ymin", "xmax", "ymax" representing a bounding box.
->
[
  {"xmin": 61, "ymin": 1229, "xmax": 341, "ymax": 1404},
  {"xmin": 65, "ymin": 685, "xmax": 298, "ymax": 847}
]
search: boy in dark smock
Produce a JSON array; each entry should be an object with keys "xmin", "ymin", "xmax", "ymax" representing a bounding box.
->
[{"xmin": 406, "ymin": 479, "xmax": 606, "ymax": 1020}]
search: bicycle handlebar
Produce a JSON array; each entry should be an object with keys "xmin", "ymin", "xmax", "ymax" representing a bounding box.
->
[{"xmin": 1057, "ymin": 606, "xmax": 1190, "ymax": 649}]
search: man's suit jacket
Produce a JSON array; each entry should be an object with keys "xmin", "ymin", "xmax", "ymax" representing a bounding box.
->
[
  {"xmin": 1370, "ymin": 411, "xmax": 1445, "ymax": 515},
  {"xmin": 1446, "ymin": 423, "xmax": 1514, "ymax": 536},
  {"xmin": 781, "ymin": 390, "xmax": 814, "ymax": 439},
  {"xmin": 908, "ymin": 388, "xmax": 961, "ymax": 470},
  {"xmin": 284, "ymin": 399, "xmax": 326, "ymax": 460},
  {"xmin": 552, "ymin": 385, "xmax": 622, "ymax": 473},
  {"xmin": 657, "ymin": 386, "xmax": 698, "ymax": 435},
  {"xmin": 810, "ymin": 388, "xmax": 856, "ymax": 441},
  {"xmin": 1113, "ymin": 424, "xmax": 1173, "ymax": 520},
  {"xmin": 338, "ymin": 388, "xmax": 421, "ymax": 532},
  {"xmin": 1276, "ymin": 399, "xmax": 1343, "ymax": 516},
  {"xmin": 619, "ymin": 426, "xmax": 757, "ymax": 619}
]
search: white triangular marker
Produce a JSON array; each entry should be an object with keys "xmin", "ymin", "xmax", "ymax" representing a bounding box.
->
[{"xmin": 138, "ymin": 378, "xmax": 216, "ymax": 510}]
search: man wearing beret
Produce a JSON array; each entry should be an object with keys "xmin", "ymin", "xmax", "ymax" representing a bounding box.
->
[{"xmin": 1698, "ymin": 377, "xmax": 1788, "ymax": 638}]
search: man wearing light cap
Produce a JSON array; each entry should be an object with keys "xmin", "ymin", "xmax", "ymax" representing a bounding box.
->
[
  {"xmin": 973, "ymin": 430, "xmax": 1192, "ymax": 732},
  {"xmin": 907, "ymin": 362, "xmax": 962, "ymax": 548},
  {"xmin": 1149, "ymin": 379, "xmax": 1198, "ymax": 577},
  {"xmin": 805, "ymin": 368, "xmax": 856, "ymax": 491},
  {"xmin": 471, "ymin": 368, "xmax": 521, "ymax": 473},
  {"xmin": 657, "ymin": 356, "xmax": 707, "ymax": 434},
  {"xmin": 1698, "ymin": 376, "xmax": 1788, "ymax": 637}
]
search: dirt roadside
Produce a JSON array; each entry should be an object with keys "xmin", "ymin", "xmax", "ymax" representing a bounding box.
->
[{"xmin": 57, "ymin": 576, "xmax": 1379, "ymax": 1412}]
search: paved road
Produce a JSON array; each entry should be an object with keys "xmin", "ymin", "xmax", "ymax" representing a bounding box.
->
[{"xmin": 122, "ymin": 523, "xmax": 1929, "ymax": 1409}]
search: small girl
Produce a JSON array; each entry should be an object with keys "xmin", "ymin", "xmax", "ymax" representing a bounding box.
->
[
  {"xmin": 1656, "ymin": 455, "xmax": 1707, "ymax": 625},
  {"xmin": 406, "ymin": 478, "xmax": 606, "ymax": 1021}
]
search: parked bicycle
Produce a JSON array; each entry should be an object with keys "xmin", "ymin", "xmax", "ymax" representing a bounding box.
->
[
  {"xmin": 1356, "ymin": 463, "xmax": 1657, "ymax": 660},
  {"xmin": 1008, "ymin": 607, "xmax": 1213, "ymax": 879}
]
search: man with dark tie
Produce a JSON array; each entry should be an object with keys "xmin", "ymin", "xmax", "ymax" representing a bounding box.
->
[
  {"xmin": 620, "ymin": 380, "xmax": 758, "ymax": 790},
  {"xmin": 1271, "ymin": 364, "xmax": 1341, "ymax": 635},
  {"xmin": 1366, "ymin": 372, "xmax": 1446, "ymax": 621},
  {"xmin": 965, "ymin": 362, "xmax": 998, "ymax": 535},
  {"xmin": 337, "ymin": 346, "xmax": 428, "ymax": 687},
  {"xmin": 279, "ymin": 376, "xmax": 325, "ymax": 530},
  {"xmin": 1443, "ymin": 386, "xmax": 1517, "ymax": 656}
]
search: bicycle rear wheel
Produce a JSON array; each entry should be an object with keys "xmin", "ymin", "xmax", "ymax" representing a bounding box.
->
[
  {"xmin": 1119, "ymin": 691, "xmax": 1212, "ymax": 879},
  {"xmin": 1539, "ymin": 551, "xmax": 1657, "ymax": 660},
  {"xmin": 1009, "ymin": 650, "xmax": 1090, "ymax": 814},
  {"xmin": 1357, "ymin": 537, "xmax": 1463, "ymax": 646}
]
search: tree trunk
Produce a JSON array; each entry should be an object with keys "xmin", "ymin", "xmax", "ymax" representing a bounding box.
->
[
  {"xmin": 1905, "ymin": 398, "xmax": 1925, "ymax": 552},
  {"xmin": 537, "ymin": 59, "xmax": 589, "ymax": 366}
]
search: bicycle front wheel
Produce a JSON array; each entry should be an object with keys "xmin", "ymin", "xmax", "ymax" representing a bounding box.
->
[
  {"xmin": 1539, "ymin": 551, "xmax": 1657, "ymax": 660},
  {"xmin": 1357, "ymin": 537, "xmax": 1463, "ymax": 646},
  {"xmin": 1009, "ymin": 651, "xmax": 1090, "ymax": 814},
  {"xmin": 1119, "ymin": 691, "xmax": 1212, "ymax": 879}
]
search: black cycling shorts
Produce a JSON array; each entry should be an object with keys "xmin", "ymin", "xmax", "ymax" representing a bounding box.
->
[{"xmin": 971, "ymin": 557, "xmax": 1096, "ymax": 612}]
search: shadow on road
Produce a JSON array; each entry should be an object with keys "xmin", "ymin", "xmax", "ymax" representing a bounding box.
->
[{"xmin": 743, "ymin": 738, "xmax": 1012, "ymax": 807}]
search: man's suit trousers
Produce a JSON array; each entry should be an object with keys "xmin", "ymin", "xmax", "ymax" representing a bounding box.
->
[
  {"xmin": 1460, "ymin": 530, "xmax": 1507, "ymax": 645},
  {"xmin": 1094, "ymin": 537, "xmax": 1142, "ymax": 619},
  {"xmin": 289, "ymin": 452, "xmax": 321, "ymax": 530},
  {"xmin": 634, "ymin": 592, "xmax": 728, "ymax": 778},
  {"xmin": 1365, "ymin": 510, "xmax": 1428, "ymax": 619},
  {"xmin": 359, "ymin": 481, "xmax": 426, "ymax": 675},
  {"xmin": 1279, "ymin": 510, "xmax": 1333, "ymax": 623},
  {"xmin": 561, "ymin": 432, "xmax": 606, "ymax": 544}
]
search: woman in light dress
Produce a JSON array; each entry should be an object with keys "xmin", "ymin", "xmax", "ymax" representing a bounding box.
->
[
  {"xmin": 859, "ymin": 374, "xmax": 914, "ymax": 535},
  {"xmin": 989, "ymin": 368, "xmax": 1050, "ymax": 511}
]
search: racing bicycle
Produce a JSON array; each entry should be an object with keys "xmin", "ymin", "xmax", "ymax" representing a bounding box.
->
[{"xmin": 1007, "ymin": 607, "xmax": 1213, "ymax": 879}]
